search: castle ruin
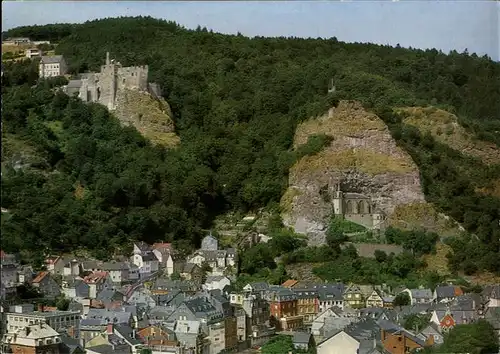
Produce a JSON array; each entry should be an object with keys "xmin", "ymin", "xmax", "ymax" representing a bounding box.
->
[{"xmin": 64, "ymin": 52, "xmax": 152, "ymax": 110}]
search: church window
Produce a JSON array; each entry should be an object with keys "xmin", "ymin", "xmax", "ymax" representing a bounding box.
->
[
  {"xmin": 361, "ymin": 200, "xmax": 371, "ymax": 214},
  {"xmin": 346, "ymin": 200, "xmax": 354, "ymax": 214},
  {"xmin": 353, "ymin": 201, "xmax": 359, "ymax": 214}
]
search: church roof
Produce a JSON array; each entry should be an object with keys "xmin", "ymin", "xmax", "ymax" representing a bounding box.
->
[{"xmin": 344, "ymin": 192, "xmax": 370, "ymax": 200}]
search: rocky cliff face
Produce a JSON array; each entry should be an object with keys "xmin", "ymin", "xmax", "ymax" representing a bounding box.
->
[
  {"xmin": 113, "ymin": 89, "xmax": 180, "ymax": 148},
  {"xmin": 281, "ymin": 100, "xmax": 426, "ymax": 245}
]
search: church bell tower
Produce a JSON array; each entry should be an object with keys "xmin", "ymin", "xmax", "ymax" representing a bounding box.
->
[{"xmin": 332, "ymin": 183, "xmax": 343, "ymax": 215}]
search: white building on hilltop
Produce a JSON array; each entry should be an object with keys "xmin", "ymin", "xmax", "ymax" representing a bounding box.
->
[{"xmin": 38, "ymin": 55, "xmax": 68, "ymax": 78}]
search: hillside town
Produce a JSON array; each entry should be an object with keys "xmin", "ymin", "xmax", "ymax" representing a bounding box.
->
[
  {"xmin": 2, "ymin": 4, "xmax": 500, "ymax": 354},
  {"xmin": 1, "ymin": 231, "xmax": 499, "ymax": 354},
  {"xmin": 1, "ymin": 40, "xmax": 500, "ymax": 354}
]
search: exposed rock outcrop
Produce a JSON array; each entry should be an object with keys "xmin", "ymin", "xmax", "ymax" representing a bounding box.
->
[
  {"xmin": 399, "ymin": 106, "xmax": 500, "ymax": 199},
  {"xmin": 113, "ymin": 89, "xmax": 180, "ymax": 148},
  {"xmin": 281, "ymin": 101, "xmax": 426, "ymax": 245},
  {"xmin": 399, "ymin": 106, "xmax": 500, "ymax": 165}
]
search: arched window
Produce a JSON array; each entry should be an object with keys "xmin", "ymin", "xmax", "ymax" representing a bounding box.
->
[
  {"xmin": 361, "ymin": 200, "xmax": 371, "ymax": 214},
  {"xmin": 353, "ymin": 201, "xmax": 359, "ymax": 214},
  {"xmin": 346, "ymin": 200, "xmax": 354, "ymax": 214}
]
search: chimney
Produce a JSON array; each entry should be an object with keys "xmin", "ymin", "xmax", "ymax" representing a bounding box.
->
[
  {"xmin": 106, "ymin": 52, "xmax": 110, "ymax": 65},
  {"xmin": 132, "ymin": 329, "xmax": 136, "ymax": 339},
  {"xmin": 106, "ymin": 323, "xmax": 113, "ymax": 335}
]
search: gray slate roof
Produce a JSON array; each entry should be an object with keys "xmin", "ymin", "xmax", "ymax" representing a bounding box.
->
[
  {"xmin": 155, "ymin": 289, "xmax": 186, "ymax": 307},
  {"xmin": 86, "ymin": 309, "xmax": 131, "ymax": 324},
  {"xmin": 82, "ymin": 261, "xmax": 100, "ymax": 270},
  {"xmin": 433, "ymin": 309, "xmax": 477, "ymax": 325},
  {"xmin": 101, "ymin": 261, "xmax": 128, "ymax": 271},
  {"xmin": 248, "ymin": 282, "xmax": 269, "ymax": 292},
  {"xmin": 409, "ymin": 288, "xmax": 433, "ymax": 299},
  {"xmin": 154, "ymin": 279, "xmax": 198, "ymax": 292},
  {"xmin": 184, "ymin": 297, "xmax": 218, "ymax": 316},
  {"xmin": 317, "ymin": 287, "xmax": 343, "ymax": 301},
  {"xmin": 435, "ymin": 285, "xmax": 460, "ymax": 299},
  {"xmin": 134, "ymin": 241, "xmax": 152, "ymax": 252},
  {"xmin": 114, "ymin": 324, "xmax": 142, "ymax": 345},
  {"xmin": 293, "ymin": 331, "xmax": 311, "ymax": 344},
  {"xmin": 96, "ymin": 289, "xmax": 124, "ymax": 303},
  {"xmin": 40, "ymin": 55, "xmax": 64, "ymax": 64},
  {"xmin": 141, "ymin": 252, "xmax": 158, "ymax": 262}
]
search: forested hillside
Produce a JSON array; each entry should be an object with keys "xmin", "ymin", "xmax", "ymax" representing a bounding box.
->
[{"xmin": 2, "ymin": 17, "xmax": 500, "ymax": 273}]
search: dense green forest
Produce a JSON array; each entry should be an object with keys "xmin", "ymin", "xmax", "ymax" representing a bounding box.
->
[{"xmin": 2, "ymin": 17, "xmax": 500, "ymax": 274}]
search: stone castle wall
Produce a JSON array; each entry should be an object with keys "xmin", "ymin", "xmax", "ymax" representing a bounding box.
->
[
  {"xmin": 76, "ymin": 53, "xmax": 149, "ymax": 110},
  {"xmin": 116, "ymin": 65, "xmax": 148, "ymax": 92}
]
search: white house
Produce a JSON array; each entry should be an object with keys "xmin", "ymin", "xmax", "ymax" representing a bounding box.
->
[
  {"xmin": 100, "ymin": 262, "xmax": 129, "ymax": 285},
  {"xmin": 317, "ymin": 330, "xmax": 360, "ymax": 354},
  {"xmin": 38, "ymin": 55, "xmax": 68, "ymax": 78},
  {"xmin": 131, "ymin": 252, "xmax": 159, "ymax": 275},
  {"xmin": 131, "ymin": 241, "xmax": 159, "ymax": 276},
  {"xmin": 203, "ymin": 276, "xmax": 231, "ymax": 291},
  {"xmin": 152, "ymin": 243, "xmax": 173, "ymax": 265},
  {"xmin": 2, "ymin": 323, "xmax": 62, "ymax": 350},
  {"xmin": 187, "ymin": 248, "xmax": 238, "ymax": 275},
  {"xmin": 83, "ymin": 272, "xmax": 112, "ymax": 299},
  {"xmin": 187, "ymin": 251, "xmax": 207, "ymax": 267},
  {"xmin": 45, "ymin": 256, "xmax": 65, "ymax": 275}
]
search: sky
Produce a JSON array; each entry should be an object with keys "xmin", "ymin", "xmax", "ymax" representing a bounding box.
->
[{"xmin": 2, "ymin": 1, "xmax": 499, "ymax": 61}]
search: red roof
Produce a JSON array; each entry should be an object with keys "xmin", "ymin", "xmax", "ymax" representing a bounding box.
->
[
  {"xmin": 105, "ymin": 301, "xmax": 124, "ymax": 310},
  {"xmin": 153, "ymin": 243, "xmax": 172, "ymax": 250},
  {"xmin": 440, "ymin": 314, "xmax": 456, "ymax": 328},
  {"xmin": 45, "ymin": 256, "xmax": 61, "ymax": 265},
  {"xmin": 282, "ymin": 279, "xmax": 298, "ymax": 288},
  {"xmin": 83, "ymin": 271, "xmax": 108, "ymax": 284},
  {"xmin": 32, "ymin": 271, "xmax": 49, "ymax": 283}
]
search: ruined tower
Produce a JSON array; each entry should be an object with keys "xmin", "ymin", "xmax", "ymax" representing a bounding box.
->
[{"xmin": 98, "ymin": 51, "xmax": 118, "ymax": 110}]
